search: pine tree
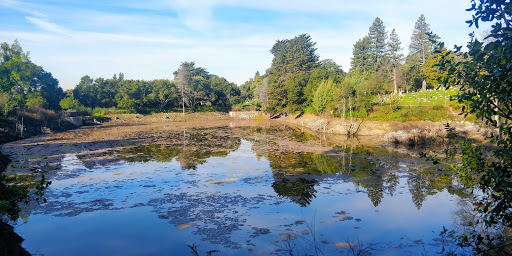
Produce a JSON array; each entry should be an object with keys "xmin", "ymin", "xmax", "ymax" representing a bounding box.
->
[
  {"xmin": 368, "ymin": 17, "xmax": 388, "ymax": 66},
  {"xmin": 267, "ymin": 34, "xmax": 319, "ymax": 111},
  {"xmin": 409, "ymin": 14, "xmax": 434, "ymax": 65},
  {"xmin": 351, "ymin": 17, "xmax": 388, "ymax": 73},
  {"xmin": 350, "ymin": 36, "xmax": 373, "ymax": 73},
  {"xmin": 409, "ymin": 14, "xmax": 437, "ymax": 90},
  {"xmin": 388, "ymin": 29, "xmax": 403, "ymax": 94}
]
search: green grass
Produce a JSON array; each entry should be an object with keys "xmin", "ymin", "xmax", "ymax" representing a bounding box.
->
[
  {"xmin": 92, "ymin": 108, "xmax": 136, "ymax": 116},
  {"xmin": 378, "ymin": 88, "xmax": 458, "ymax": 106}
]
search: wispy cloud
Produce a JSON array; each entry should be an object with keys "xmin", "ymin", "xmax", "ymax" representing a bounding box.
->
[
  {"xmin": 0, "ymin": 0, "xmax": 484, "ymax": 89},
  {"xmin": 23, "ymin": 16, "xmax": 191, "ymax": 44},
  {"xmin": 0, "ymin": 0, "xmax": 47, "ymax": 17},
  {"xmin": 26, "ymin": 16, "xmax": 70, "ymax": 36}
]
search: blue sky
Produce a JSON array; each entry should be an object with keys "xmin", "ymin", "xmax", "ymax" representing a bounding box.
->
[{"xmin": 1, "ymin": 0, "xmax": 487, "ymax": 89}]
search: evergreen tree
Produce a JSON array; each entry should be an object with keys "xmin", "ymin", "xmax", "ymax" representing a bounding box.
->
[
  {"xmin": 409, "ymin": 14, "xmax": 434, "ymax": 65},
  {"xmin": 267, "ymin": 34, "xmax": 319, "ymax": 112},
  {"xmin": 368, "ymin": 17, "xmax": 388, "ymax": 66},
  {"xmin": 388, "ymin": 28, "xmax": 403, "ymax": 94},
  {"xmin": 409, "ymin": 14, "xmax": 437, "ymax": 90},
  {"xmin": 350, "ymin": 36, "xmax": 373, "ymax": 73}
]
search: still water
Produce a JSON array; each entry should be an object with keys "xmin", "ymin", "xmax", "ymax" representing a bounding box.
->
[{"xmin": 14, "ymin": 126, "xmax": 472, "ymax": 255}]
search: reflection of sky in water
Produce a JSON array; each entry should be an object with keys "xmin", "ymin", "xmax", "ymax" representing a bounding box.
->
[{"xmin": 16, "ymin": 139, "xmax": 471, "ymax": 255}]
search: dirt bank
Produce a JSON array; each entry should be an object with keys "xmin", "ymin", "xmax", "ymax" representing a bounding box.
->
[{"xmin": 272, "ymin": 113, "xmax": 489, "ymax": 141}]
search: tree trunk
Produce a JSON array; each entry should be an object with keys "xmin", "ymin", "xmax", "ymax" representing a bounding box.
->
[
  {"xmin": 422, "ymin": 79, "xmax": 426, "ymax": 91},
  {"xmin": 181, "ymin": 86, "xmax": 185, "ymax": 116},
  {"xmin": 494, "ymin": 98, "xmax": 502, "ymax": 139},
  {"xmin": 393, "ymin": 67, "xmax": 397, "ymax": 95}
]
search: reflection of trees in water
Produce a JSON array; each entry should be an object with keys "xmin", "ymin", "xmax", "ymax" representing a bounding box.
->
[
  {"xmin": 407, "ymin": 169, "xmax": 471, "ymax": 210},
  {"xmin": 258, "ymin": 140, "xmax": 470, "ymax": 208},
  {"xmin": 271, "ymin": 176, "xmax": 317, "ymax": 207},
  {"xmin": 258, "ymin": 145, "xmax": 403, "ymax": 207},
  {"xmin": 118, "ymin": 129, "xmax": 241, "ymax": 170}
]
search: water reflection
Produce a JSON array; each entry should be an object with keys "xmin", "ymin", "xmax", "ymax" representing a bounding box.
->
[
  {"xmin": 107, "ymin": 127, "xmax": 470, "ymax": 209},
  {"xmin": 13, "ymin": 126, "xmax": 474, "ymax": 255},
  {"xmin": 119, "ymin": 135, "xmax": 241, "ymax": 170}
]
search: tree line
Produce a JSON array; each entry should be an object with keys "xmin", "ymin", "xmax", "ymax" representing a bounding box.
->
[
  {"xmin": 1, "ymin": 14, "xmax": 449, "ymax": 118},
  {"xmin": 64, "ymin": 62, "xmax": 242, "ymax": 113},
  {"xmin": 0, "ymin": 43, "xmax": 242, "ymax": 117},
  {"xmin": 239, "ymin": 14, "xmax": 450, "ymax": 117}
]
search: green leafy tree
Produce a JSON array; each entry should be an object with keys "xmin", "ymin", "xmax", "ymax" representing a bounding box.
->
[
  {"xmin": 421, "ymin": 45, "xmax": 456, "ymax": 87},
  {"xmin": 0, "ymin": 41, "xmax": 33, "ymax": 94},
  {"xmin": 0, "ymin": 41, "xmax": 63, "ymax": 112},
  {"xmin": 433, "ymin": 0, "xmax": 512, "ymax": 252},
  {"xmin": 59, "ymin": 97, "xmax": 81, "ymax": 111},
  {"xmin": 149, "ymin": 79, "xmax": 177, "ymax": 111},
  {"xmin": 59, "ymin": 90, "xmax": 83, "ymax": 111},
  {"xmin": 115, "ymin": 80, "xmax": 149, "ymax": 110},
  {"xmin": 313, "ymin": 79, "xmax": 335, "ymax": 114},
  {"xmin": 74, "ymin": 75, "xmax": 98, "ymax": 108},
  {"xmin": 31, "ymin": 69, "xmax": 64, "ymax": 110},
  {"xmin": 25, "ymin": 92, "xmax": 47, "ymax": 110}
]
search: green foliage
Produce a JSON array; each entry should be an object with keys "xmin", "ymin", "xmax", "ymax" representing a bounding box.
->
[
  {"xmin": 267, "ymin": 34, "xmax": 320, "ymax": 112},
  {"xmin": 409, "ymin": 14, "xmax": 437, "ymax": 65},
  {"xmin": 70, "ymin": 62, "xmax": 239, "ymax": 113},
  {"xmin": 25, "ymin": 93, "xmax": 48, "ymax": 110},
  {"xmin": 351, "ymin": 17, "xmax": 391, "ymax": 74},
  {"xmin": 0, "ymin": 174, "xmax": 28, "ymax": 223},
  {"xmin": 0, "ymin": 40, "xmax": 64, "ymax": 116},
  {"xmin": 262, "ymin": 34, "xmax": 345, "ymax": 113},
  {"xmin": 268, "ymin": 34, "xmax": 319, "ymax": 77},
  {"xmin": 59, "ymin": 96, "xmax": 83, "ymax": 111},
  {"xmin": 2, "ymin": 96, "xmax": 21, "ymax": 117},
  {"xmin": 313, "ymin": 79, "xmax": 335, "ymax": 114},
  {"xmin": 430, "ymin": 0, "xmax": 512, "ymax": 253},
  {"xmin": 368, "ymin": 17, "xmax": 388, "ymax": 66},
  {"xmin": 350, "ymin": 36, "xmax": 373, "ymax": 73},
  {"xmin": 388, "ymin": 29, "xmax": 403, "ymax": 65},
  {"xmin": 421, "ymin": 45, "xmax": 457, "ymax": 87}
]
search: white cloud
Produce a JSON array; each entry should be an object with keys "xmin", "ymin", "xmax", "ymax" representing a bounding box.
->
[{"xmin": 26, "ymin": 16, "xmax": 71, "ymax": 36}]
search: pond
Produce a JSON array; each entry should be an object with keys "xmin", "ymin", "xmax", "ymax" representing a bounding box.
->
[{"xmin": 11, "ymin": 125, "xmax": 473, "ymax": 255}]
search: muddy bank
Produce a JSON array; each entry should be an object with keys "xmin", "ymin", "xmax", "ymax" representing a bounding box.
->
[{"xmin": 273, "ymin": 113, "xmax": 489, "ymax": 140}]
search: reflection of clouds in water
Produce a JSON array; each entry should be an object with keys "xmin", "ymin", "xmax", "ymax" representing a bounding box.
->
[{"xmin": 149, "ymin": 192, "xmax": 280, "ymax": 249}]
